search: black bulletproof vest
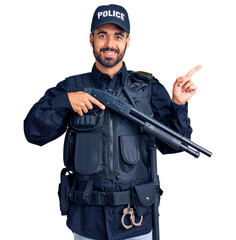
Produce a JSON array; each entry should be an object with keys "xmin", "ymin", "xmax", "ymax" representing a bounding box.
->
[{"xmin": 64, "ymin": 72, "xmax": 154, "ymax": 182}]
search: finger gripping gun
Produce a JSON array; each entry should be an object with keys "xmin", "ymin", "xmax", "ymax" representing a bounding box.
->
[{"xmin": 85, "ymin": 88, "xmax": 212, "ymax": 158}]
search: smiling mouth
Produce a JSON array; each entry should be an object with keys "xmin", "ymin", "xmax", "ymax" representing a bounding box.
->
[
  {"xmin": 101, "ymin": 48, "xmax": 118, "ymax": 56},
  {"xmin": 103, "ymin": 51, "xmax": 116, "ymax": 56}
]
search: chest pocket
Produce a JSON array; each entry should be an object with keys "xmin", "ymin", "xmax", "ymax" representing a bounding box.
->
[{"xmin": 125, "ymin": 72, "xmax": 153, "ymax": 116}]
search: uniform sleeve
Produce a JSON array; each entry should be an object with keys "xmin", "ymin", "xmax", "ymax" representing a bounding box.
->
[
  {"xmin": 151, "ymin": 77, "xmax": 193, "ymax": 154},
  {"xmin": 24, "ymin": 80, "xmax": 73, "ymax": 146}
]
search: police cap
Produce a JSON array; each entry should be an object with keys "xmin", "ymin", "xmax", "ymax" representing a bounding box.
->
[{"xmin": 91, "ymin": 4, "xmax": 130, "ymax": 34}]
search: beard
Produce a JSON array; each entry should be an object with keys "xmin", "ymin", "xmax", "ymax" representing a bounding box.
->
[{"xmin": 93, "ymin": 42, "xmax": 127, "ymax": 68}]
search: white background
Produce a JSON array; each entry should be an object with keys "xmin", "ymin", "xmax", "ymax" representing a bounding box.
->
[{"xmin": 1, "ymin": 0, "xmax": 235, "ymax": 239}]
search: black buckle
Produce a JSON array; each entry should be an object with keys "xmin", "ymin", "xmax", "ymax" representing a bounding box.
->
[{"xmin": 101, "ymin": 192, "xmax": 113, "ymax": 205}]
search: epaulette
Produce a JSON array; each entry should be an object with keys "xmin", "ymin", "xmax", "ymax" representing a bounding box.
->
[{"xmin": 135, "ymin": 71, "xmax": 153, "ymax": 80}]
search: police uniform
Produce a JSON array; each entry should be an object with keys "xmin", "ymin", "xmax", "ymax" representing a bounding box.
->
[{"xmin": 24, "ymin": 4, "xmax": 192, "ymax": 240}]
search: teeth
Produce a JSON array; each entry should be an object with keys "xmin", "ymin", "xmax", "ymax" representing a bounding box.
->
[{"xmin": 104, "ymin": 51, "xmax": 115, "ymax": 55}]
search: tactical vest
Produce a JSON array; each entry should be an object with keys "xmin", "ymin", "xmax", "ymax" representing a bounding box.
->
[
  {"xmin": 64, "ymin": 71, "xmax": 154, "ymax": 182},
  {"xmin": 58, "ymin": 71, "xmax": 161, "ymax": 216}
]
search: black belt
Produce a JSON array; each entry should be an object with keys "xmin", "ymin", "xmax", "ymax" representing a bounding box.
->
[{"xmin": 70, "ymin": 189, "xmax": 132, "ymax": 206}]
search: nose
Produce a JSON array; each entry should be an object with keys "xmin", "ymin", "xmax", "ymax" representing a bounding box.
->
[{"xmin": 105, "ymin": 36, "xmax": 116, "ymax": 48}]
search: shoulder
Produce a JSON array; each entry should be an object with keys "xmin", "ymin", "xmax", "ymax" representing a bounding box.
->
[
  {"xmin": 130, "ymin": 72, "xmax": 168, "ymax": 96},
  {"xmin": 64, "ymin": 72, "xmax": 91, "ymax": 92},
  {"xmin": 64, "ymin": 72, "xmax": 90, "ymax": 84},
  {"xmin": 129, "ymin": 70, "xmax": 161, "ymax": 85},
  {"xmin": 128, "ymin": 70, "xmax": 159, "ymax": 84}
]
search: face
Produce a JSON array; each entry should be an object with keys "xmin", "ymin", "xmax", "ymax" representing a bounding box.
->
[{"xmin": 90, "ymin": 24, "xmax": 130, "ymax": 68}]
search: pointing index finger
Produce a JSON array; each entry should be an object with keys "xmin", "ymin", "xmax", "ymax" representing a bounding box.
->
[{"xmin": 185, "ymin": 65, "xmax": 202, "ymax": 78}]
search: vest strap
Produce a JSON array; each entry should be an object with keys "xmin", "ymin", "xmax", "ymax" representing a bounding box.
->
[
  {"xmin": 65, "ymin": 73, "xmax": 91, "ymax": 92},
  {"xmin": 82, "ymin": 178, "xmax": 93, "ymax": 204}
]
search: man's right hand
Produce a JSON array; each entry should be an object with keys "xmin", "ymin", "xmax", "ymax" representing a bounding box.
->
[{"xmin": 68, "ymin": 91, "xmax": 105, "ymax": 116}]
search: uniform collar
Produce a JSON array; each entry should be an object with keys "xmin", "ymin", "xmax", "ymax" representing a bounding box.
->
[{"xmin": 91, "ymin": 62, "xmax": 128, "ymax": 87}]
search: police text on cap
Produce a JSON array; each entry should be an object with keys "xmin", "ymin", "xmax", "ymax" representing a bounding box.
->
[{"xmin": 97, "ymin": 10, "xmax": 125, "ymax": 21}]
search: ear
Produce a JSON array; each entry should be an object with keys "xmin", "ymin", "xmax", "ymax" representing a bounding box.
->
[
  {"xmin": 90, "ymin": 33, "xmax": 94, "ymax": 47},
  {"xmin": 126, "ymin": 35, "xmax": 131, "ymax": 49}
]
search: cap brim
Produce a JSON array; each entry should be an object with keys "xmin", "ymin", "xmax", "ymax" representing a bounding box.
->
[{"xmin": 91, "ymin": 20, "xmax": 130, "ymax": 34}]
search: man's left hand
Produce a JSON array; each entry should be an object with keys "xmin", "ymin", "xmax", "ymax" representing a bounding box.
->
[{"xmin": 172, "ymin": 65, "xmax": 202, "ymax": 105}]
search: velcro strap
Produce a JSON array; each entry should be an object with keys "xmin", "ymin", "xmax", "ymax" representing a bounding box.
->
[
  {"xmin": 82, "ymin": 179, "xmax": 93, "ymax": 204},
  {"xmin": 71, "ymin": 190, "xmax": 131, "ymax": 206}
]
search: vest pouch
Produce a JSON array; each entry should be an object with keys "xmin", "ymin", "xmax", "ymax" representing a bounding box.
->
[
  {"xmin": 124, "ymin": 72, "xmax": 153, "ymax": 117},
  {"xmin": 74, "ymin": 133, "xmax": 104, "ymax": 175},
  {"xmin": 119, "ymin": 135, "xmax": 140, "ymax": 172},
  {"xmin": 58, "ymin": 168, "xmax": 73, "ymax": 216},
  {"xmin": 70, "ymin": 107, "xmax": 104, "ymax": 132},
  {"xmin": 132, "ymin": 182, "xmax": 156, "ymax": 216},
  {"xmin": 64, "ymin": 129, "xmax": 76, "ymax": 171}
]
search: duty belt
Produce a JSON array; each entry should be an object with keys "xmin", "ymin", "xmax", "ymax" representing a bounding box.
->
[
  {"xmin": 69, "ymin": 185, "xmax": 144, "ymax": 230},
  {"xmin": 69, "ymin": 175, "xmax": 150, "ymax": 206},
  {"xmin": 69, "ymin": 189, "xmax": 131, "ymax": 206}
]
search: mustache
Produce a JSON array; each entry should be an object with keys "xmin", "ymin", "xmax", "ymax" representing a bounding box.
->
[{"xmin": 100, "ymin": 47, "xmax": 119, "ymax": 54}]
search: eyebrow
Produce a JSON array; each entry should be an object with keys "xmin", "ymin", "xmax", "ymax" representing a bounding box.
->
[
  {"xmin": 114, "ymin": 32, "xmax": 124, "ymax": 38},
  {"xmin": 97, "ymin": 31, "xmax": 107, "ymax": 35}
]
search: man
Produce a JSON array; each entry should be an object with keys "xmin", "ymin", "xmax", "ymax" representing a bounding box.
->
[{"xmin": 24, "ymin": 4, "xmax": 201, "ymax": 240}]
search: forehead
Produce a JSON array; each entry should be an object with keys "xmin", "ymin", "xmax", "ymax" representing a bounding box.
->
[{"xmin": 94, "ymin": 23, "xmax": 126, "ymax": 35}]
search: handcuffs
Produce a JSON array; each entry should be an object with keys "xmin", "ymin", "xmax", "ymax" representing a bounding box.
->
[{"xmin": 121, "ymin": 204, "xmax": 143, "ymax": 229}]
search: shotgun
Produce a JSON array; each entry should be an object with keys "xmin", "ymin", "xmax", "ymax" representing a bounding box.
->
[{"xmin": 85, "ymin": 87, "xmax": 212, "ymax": 240}]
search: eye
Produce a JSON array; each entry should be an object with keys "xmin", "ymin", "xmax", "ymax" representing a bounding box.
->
[
  {"xmin": 99, "ymin": 34, "xmax": 107, "ymax": 39},
  {"xmin": 115, "ymin": 36, "xmax": 123, "ymax": 40}
]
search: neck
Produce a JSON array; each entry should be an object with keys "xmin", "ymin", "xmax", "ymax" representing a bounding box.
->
[{"xmin": 95, "ymin": 61, "xmax": 123, "ymax": 79}]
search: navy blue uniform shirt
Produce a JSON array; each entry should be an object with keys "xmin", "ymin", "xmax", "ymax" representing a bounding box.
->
[{"xmin": 24, "ymin": 63, "xmax": 192, "ymax": 240}]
